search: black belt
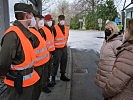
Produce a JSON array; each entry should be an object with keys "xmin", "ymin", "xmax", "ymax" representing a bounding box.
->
[{"xmin": 9, "ymin": 68, "xmax": 33, "ymax": 76}]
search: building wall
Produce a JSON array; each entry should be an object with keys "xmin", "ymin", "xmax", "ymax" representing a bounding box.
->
[
  {"xmin": 0, "ymin": 0, "xmax": 10, "ymax": 39},
  {"xmin": 126, "ymin": 7, "xmax": 133, "ymax": 19}
]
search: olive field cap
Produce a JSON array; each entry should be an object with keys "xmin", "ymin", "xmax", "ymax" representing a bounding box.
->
[
  {"xmin": 34, "ymin": 11, "xmax": 44, "ymax": 18},
  {"xmin": 58, "ymin": 15, "xmax": 65, "ymax": 20},
  {"xmin": 14, "ymin": 3, "xmax": 36, "ymax": 14}
]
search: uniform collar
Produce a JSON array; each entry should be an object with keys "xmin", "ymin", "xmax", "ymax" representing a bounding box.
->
[{"xmin": 13, "ymin": 20, "xmax": 32, "ymax": 39}]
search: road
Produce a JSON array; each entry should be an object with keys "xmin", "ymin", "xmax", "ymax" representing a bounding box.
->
[
  {"xmin": 68, "ymin": 30, "xmax": 104, "ymax": 52},
  {"xmin": 68, "ymin": 30, "xmax": 104, "ymax": 100}
]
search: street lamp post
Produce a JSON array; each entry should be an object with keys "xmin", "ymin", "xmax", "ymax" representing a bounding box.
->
[
  {"xmin": 97, "ymin": 18, "xmax": 103, "ymax": 38},
  {"xmin": 79, "ymin": 19, "xmax": 83, "ymax": 30}
]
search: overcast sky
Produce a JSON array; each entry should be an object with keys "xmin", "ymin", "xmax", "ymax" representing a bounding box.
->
[{"xmin": 8, "ymin": 0, "xmax": 132, "ymax": 22}]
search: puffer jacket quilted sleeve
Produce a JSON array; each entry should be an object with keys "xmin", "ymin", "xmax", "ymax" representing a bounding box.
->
[
  {"xmin": 95, "ymin": 35, "xmax": 122, "ymax": 89},
  {"xmin": 103, "ymin": 42, "xmax": 133, "ymax": 100}
]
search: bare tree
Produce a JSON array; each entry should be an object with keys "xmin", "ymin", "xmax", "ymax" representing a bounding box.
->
[
  {"xmin": 51, "ymin": 0, "xmax": 71, "ymax": 25},
  {"xmin": 41, "ymin": 0, "xmax": 56, "ymax": 15},
  {"xmin": 70, "ymin": 0, "xmax": 101, "ymax": 17},
  {"xmin": 56, "ymin": 0, "xmax": 69, "ymax": 15}
]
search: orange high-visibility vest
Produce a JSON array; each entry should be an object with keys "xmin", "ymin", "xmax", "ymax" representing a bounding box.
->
[
  {"xmin": 4, "ymin": 26, "xmax": 40, "ymax": 87},
  {"xmin": 29, "ymin": 28, "xmax": 50, "ymax": 67},
  {"xmin": 54, "ymin": 25, "xmax": 69, "ymax": 48},
  {"xmin": 41, "ymin": 26, "xmax": 55, "ymax": 52}
]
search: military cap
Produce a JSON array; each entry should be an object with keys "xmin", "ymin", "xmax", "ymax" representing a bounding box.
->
[
  {"xmin": 44, "ymin": 14, "xmax": 52, "ymax": 20},
  {"xmin": 34, "ymin": 11, "xmax": 44, "ymax": 18},
  {"xmin": 58, "ymin": 15, "xmax": 65, "ymax": 20},
  {"xmin": 14, "ymin": 3, "xmax": 36, "ymax": 14}
]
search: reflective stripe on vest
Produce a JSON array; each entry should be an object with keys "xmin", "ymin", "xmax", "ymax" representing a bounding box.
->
[
  {"xmin": 54, "ymin": 25, "xmax": 69, "ymax": 48},
  {"xmin": 46, "ymin": 40, "xmax": 54, "ymax": 45},
  {"xmin": 4, "ymin": 70, "xmax": 39, "ymax": 87},
  {"xmin": 41, "ymin": 26, "xmax": 55, "ymax": 52},
  {"xmin": 4, "ymin": 26, "xmax": 40, "ymax": 87},
  {"xmin": 47, "ymin": 45, "xmax": 55, "ymax": 50},
  {"xmin": 46, "ymin": 39, "xmax": 55, "ymax": 51},
  {"xmin": 55, "ymin": 37, "xmax": 66, "ymax": 41},
  {"xmin": 36, "ymin": 53, "xmax": 49, "ymax": 62},
  {"xmin": 29, "ymin": 28, "xmax": 50, "ymax": 66},
  {"xmin": 34, "ymin": 47, "xmax": 47, "ymax": 55},
  {"xmin": 10, "ymin": 60, "xmax": 34, "ymax": 70},
  {"xmin": 55, "ymin": 42, "xmax": 66, "ymax": 45}
]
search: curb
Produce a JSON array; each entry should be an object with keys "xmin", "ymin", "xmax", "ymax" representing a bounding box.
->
[{"xmin": 65, "ymin": 47, "xmax": 72, "ymax": 100}]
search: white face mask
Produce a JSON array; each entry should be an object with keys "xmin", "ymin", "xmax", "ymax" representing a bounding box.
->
[
  {"xmin": 47, "ymin": 21, "xmax": 52, "ymax": 27},
  {"xmin": 60, "ymin": 20, "xmax": 65, "ymax": 25},
  {"xmin": 38, "ymin": 19, "xmax": 44, "ymax": 28},
  {"xmin": 29, "ymin": 16, "xmax": 36, "ymax": 27}
]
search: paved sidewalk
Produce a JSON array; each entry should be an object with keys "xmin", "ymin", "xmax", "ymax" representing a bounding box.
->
[{"xmin": 39, "ymin": 47, "xmax": 72, "ymax": 100}]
